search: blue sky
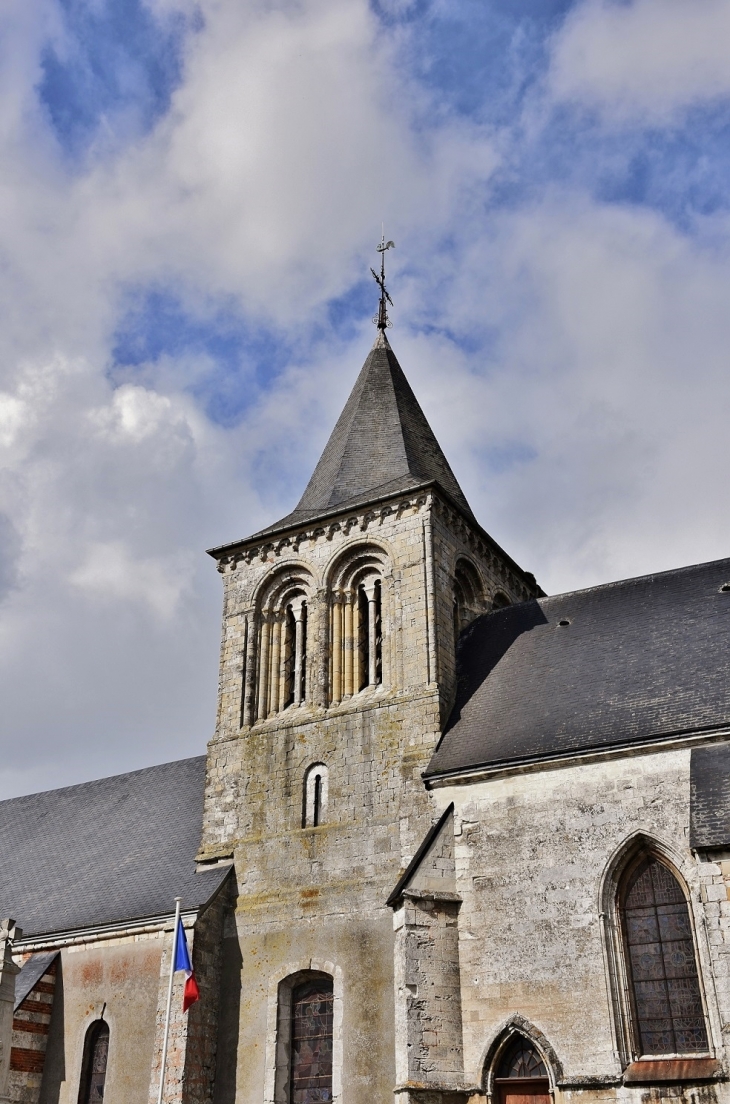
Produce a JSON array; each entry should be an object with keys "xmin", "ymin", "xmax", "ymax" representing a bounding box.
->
[{"xmin": 1, "ymin": 0, "xmax": 730, "ymax": 794}]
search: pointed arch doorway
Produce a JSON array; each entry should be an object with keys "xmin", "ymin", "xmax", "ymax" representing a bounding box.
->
[{"xmin": 494, "ymin": 1036, "xmax": 551, "ymax": 1104}]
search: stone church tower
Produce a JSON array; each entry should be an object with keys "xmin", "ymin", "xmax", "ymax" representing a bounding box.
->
[{"xmin": 199, "ymin": 328, "xmax": 540, "ymax": 1104}]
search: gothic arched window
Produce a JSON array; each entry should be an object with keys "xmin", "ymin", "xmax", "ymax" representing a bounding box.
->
[
  {"xmin": 620, "ymin": 856, "xmax": 708, "ymax": 1056},
  {"xmin": 290, "ymin": 978, "xmax": 334, "ymax": 1104},
  {"xmin": 78, "ymin": 1021, "xmax": 109, "ymax": 1104}
]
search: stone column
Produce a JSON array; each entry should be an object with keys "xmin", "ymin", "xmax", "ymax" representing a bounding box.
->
[
  {"xmin": 343, "ymin": 593, "xmax": 354, "ymax": 699},
  {"xmin": 293, "ymin": 604, "xmax": 306, "ymax": 707},
  {"xmin": 242, "ymin": 613, "xmax": 257, "ymax": 727},
  {"xmin": 257, "ymin": 615, "xmax": 271, "ymax": 721},
  {"xmin": 331, "ymin": 593, "xmax": 342, "ymax": 705},
  {"xmin": 363, "ymin": 581, "xmax": 378, "ymax": 687},
  {"xmin": 268, "ymin": 614, "xmax": 282, "ymax": 717},
  {"xmin": 0, "ymin": 920, "xmax": 20, "ymax": 1104}
]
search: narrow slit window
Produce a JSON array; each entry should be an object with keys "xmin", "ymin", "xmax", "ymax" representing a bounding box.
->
[
  {"xmin": 313, "ymin": 774, "xmax": 322, "ymax": 828},
  {"xmin": 283, "ymin": 606, "xmax": 296, "ymax": 708},
  {"xmin": 373, "ymin": 579, "xmax": 382, "ymax": 684},
  {"xmin": 357, "ymin": 587, "xmax": 369, "ymax": 692},
  {"xmin": 297, "ymin": 602, "xmax": 307, "ymax": 706},
  {"xmin": 303, "ymin": 765, "xmax": 328, "ymax": 828}
]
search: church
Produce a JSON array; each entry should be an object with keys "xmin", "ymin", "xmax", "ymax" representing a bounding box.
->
[{"xmin": 0, "ymin": 273, "xmax": 729, "ymax": 1104}]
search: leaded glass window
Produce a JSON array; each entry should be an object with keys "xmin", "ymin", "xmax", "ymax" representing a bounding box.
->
[
  {"xmin": 290, "ymin": 979, "xmax": 334, "ymax": 1104},
  {"xmin": 622, "ymin": 857, "xmax": 708, "ymax": 1055},
  {"xmin": 78, "ymin": 1021, "xmax": 109, "ymax": 1104},
  {"xmin": 497, "ymin": 1037, "xmax": 548, "ymax": 1079}
]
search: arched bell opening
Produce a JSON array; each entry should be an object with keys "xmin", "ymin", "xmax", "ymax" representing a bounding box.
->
[
  {"xmin": 327, "ymin": 544, "xmax": 389, "ymax": 705},
  {"xmin": 453, "ymin": 557, "xmax": 486, "ymax": 649}
]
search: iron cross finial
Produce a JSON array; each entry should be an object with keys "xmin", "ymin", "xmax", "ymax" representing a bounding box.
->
[{"xmin": 371, "ymin": 231, "xmax": 395, "ymax": 329}]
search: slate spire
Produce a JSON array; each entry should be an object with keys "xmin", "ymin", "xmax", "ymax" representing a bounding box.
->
[{"xmin": 264, "ymin": 330, "xmax": 477, "ymax": 535}]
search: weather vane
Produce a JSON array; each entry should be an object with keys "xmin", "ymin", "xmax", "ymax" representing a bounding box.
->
[{"xmin": 371, "ymin": 230, "xmax": 395, "ymax": 329}]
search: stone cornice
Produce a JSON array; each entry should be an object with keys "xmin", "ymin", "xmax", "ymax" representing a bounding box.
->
[
  {"xmin": 208, "ymin": 484, "xmax": 544, "ymax": 602},
  {"xmin": 424, "ymin": 726, "xmax": 730, "ymax": 789},
  {"xmin": 211, "ymin": 489, "xmax": 432, "ymax": 574}
]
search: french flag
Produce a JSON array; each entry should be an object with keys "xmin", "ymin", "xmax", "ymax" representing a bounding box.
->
[{"xmin": 173, "ymin": 915, "xmax": 200, "ymax": 1012}]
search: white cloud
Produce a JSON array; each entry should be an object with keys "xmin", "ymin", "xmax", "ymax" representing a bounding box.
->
[
  {"xmin": 0, "ymin": 395, "xmax": 26, "ymax": 450},
  {"xmin": 70, "ymin": 540, "xmax": 195, "ymax": 618},
  {"xmin": 0, "ymin": 0, "xmax": 729, "ymax": 798},
  {"xmin": 548, "ymin": 0, "xmax": 730, "ymax": 123}
]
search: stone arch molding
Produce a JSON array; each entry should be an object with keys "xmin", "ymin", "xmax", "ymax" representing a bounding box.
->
[
  {"xmin": 325, "ymin": 540, "xmax": 392, "ymax": 703},
  {"xmin": 478, "ymin": 1014, "xmax": 562, "ymax": 1095},
  {"xmin": 303, "ymin": 762, "xmax": 329, "ymax": 828},
  {"xmin": 452, "ymin": 555, "xmax": 488, "ymax": 645},
  {"xmin": 243, "ymin": 563, "xmax": 316, "ymax": 725},
  {"xmin": 74, "ymin": 1008, "xmax": 112, "ymax": 1104},
  {"xmin": 251, "ymin": 559, "xmax": 318, "ymax": 610},
  {"xmin": 263, "ymin": 959, "xmax": 344, "ymax": 1104},
  {"xmin": 599, "ymin": 830, "xmax": 695, "ymax": 913},
  {"xmin": 598, "ymin": 830, "xmax": 720, "ymax": 1067}
]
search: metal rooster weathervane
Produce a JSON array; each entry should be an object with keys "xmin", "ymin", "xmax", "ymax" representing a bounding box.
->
[{"xmin": 371, "ymin": 232, "xmax": 395, "ymax": 329}]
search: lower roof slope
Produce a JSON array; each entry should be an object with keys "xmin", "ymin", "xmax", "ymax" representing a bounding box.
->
[
  {"xmin": 0, "ymin": 756, "xmax": 228, "ymax": 939},
  {"xmin": 426, "ymin": 557, "xmax": 730, "ymax": 780}
]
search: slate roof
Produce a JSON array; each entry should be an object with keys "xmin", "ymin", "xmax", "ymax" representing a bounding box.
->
[
  {"xmin": 426, "ymin": 557, "xmax": 730, "ymax": 780},
  {"xmin": 14, "ymin": 951, "xmax": 58, "ymax": 1010},
  {"xmin": 0, "ymin": 756, "xmax": 229, "ymax": 939},
  {"xmin": 211, "ymin": 331, "xmax": 476, "ymax": 550},
  {"xmin": 690, "ymin": 743, "xmax": 730, "ymax": 849}
]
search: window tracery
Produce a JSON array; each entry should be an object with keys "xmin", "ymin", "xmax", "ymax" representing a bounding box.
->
[
  {"xmin": 496, "ymin": 1037, "xmax": 548, "ymax": 1079},
  {"xmin": 328, "ymin": 546, "xmax": 387, "ymax": 705},
  {"xmin": 619, "ymin": 856, "xmax": 708, "ymax": 1056}
]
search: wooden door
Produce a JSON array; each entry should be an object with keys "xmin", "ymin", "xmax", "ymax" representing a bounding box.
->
[{"xmin": 496, "ymin": 1077, "xmax": 551, "ymax": 1104}]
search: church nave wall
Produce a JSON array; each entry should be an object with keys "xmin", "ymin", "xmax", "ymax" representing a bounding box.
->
[{"xmin": 432, "ymin": 745, "xmax": 730, "ymax": 1101}]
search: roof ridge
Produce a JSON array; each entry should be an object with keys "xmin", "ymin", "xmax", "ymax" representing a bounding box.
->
[
  {"xmin": 534, "ymin": 554, "xmax": 730, "ymax": 606},
  {"xmin": 0, "ymin": 754, "xmax": 206, "ymax": 806}
]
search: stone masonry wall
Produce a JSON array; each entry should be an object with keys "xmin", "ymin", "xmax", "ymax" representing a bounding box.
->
[
  {"xmin": 9, "ymin": 960, "xmax": 57, "ymax": 1104},
  {"xmin": 148, "ymin": 884, "xmax": 230, "ymax": 1104},
  {"xmin": 40, "ymin": 935, "xmax": 162, "ymax": 1104},
  {"xmin": 433, "ymin": 745, "xmax": 730, "ymax": 1104}
]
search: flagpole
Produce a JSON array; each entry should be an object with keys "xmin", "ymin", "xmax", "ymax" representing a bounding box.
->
[{"xmin": 157, "ymin": 897, "xmax": 181, "ymax": 1104}]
